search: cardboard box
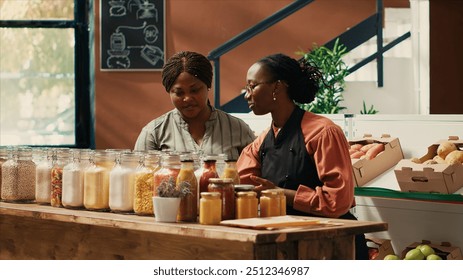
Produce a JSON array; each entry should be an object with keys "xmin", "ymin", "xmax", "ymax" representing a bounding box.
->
[
  {"xmin": 395, "ymin": 136, "xmax": 463, "ymax": 194},
  {"xmin": 366, "ymin": 237, "xmax": 395, "ymax": 260},
  {"xmin": 350, "ymin": 134, "xmax": 404, "ymax": 186},
  {"xmin": 401, "ymin": 240, "xmax": 462, "ymax": 260}
]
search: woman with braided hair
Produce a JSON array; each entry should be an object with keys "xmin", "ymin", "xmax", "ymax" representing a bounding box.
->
[
  {"xmin": 134, "ymin": 51, "xmax": 255, "ymax": 160},
  {"xmin": 236, "ymin": 53, "xmax": 368, "ymax": 259}
]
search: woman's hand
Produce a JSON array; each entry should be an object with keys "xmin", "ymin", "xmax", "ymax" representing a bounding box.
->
[{"xmin": 249, "ymin": 175, "xmax": 276, "ymax": 194}]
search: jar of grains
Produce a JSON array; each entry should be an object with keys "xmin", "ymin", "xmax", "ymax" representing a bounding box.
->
[
  {"xmin": 1, "ymin": 147, "xmax": 36, "ymax": 202},
  {"xmin": 34, "ymin": 148, "xmax": 53, "ymax": 205},
  {"xmin": 83, "ymin": 150, "xmax": 116, "ymax": 211},
  {"xmin": 50, "ymin": 148, "xmax": 71, "ymax": 207},
  {"xmin": 62, "ymin": 149, "xmax": 91, "ymax": 209},
  {"xmin": 259, "ymin": 190, "xmax": 281, "ymax": 217},
  {"xmin": 133, "ymin": 151, "xmax": 160, "ymax": 216},
  {"xmin": 109, "ymin": 152, "xmax": 139, "ymax": 213},
  {"xmin": 0, "ymin": 146, "xmax": 10, "ymax": 200},
  {"xmin": 176, "ymin": 153, "xmax": 198, "ymax": 222},
  {"xmin": 235, "ymin": 191, "xmax": 258, "ymax": 219},
  {"xmin": 199, "ymin": 192, "xmax": 222, "ymax": 225},
  {"xmin": 153, "ymin": 152, "xmax": 181, "ymax": 213},
  {"xmin": 208, "ymin": 178, "xmax": 235, "ymax": 220}
]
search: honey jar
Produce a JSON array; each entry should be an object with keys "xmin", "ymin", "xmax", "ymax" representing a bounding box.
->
[
  {"xmin": 199, "ymin": 192, "xmax": 222, "ymax": 225},
  {"xmin": 235, "ymin": 191, "xmax": 258, "ymax": 219},
  {"xmin": 207, "ymin": 178, "xmax": 235, "ymax": 220},
  {"xmin": 274, "ymin": 188, "xmax": 287, "ymax": 215},
  {"xmin": 259, "ymin": 189, "xmax": 281, "ymax": 217}
]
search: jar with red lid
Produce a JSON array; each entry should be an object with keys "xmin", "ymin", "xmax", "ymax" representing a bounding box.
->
[{"xmin": 207, "ymin": 178, "xmax": 235, "ymax": 220}]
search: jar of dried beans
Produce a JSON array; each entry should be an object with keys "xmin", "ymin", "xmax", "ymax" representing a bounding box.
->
[{"xmin": 1, "ymin": 147, "xmax": 36, "ymax": 202}]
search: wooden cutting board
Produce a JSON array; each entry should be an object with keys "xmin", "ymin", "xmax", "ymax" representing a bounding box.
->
[{"xmin": 220, "ymin": 215, "xmax": 342, "ymax": 230}]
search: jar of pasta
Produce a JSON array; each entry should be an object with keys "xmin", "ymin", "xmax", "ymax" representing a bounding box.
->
[
  {"xmin": 133, "ymin": 151, "xmax": 160, "ymax": 216},
  {"xmin": 109, "ymin": 152, "xmax": 139, "ymax": 213},
  {"xmin": 83, "ymin": 150, "xmax": 116, "ymax": 211},
  {"xmin": 207, "ymin": 178, "xmax": 235, "ymax": 220},
  {"xmin": 1, "ymin": 147, "xmax": 36, "ymax": 202},
  {"xmin": 259, "ymin": 189, "xmax": 281, "ymax": 217},
  {"xmin": 50, "ymin": 148, "xmax": 71, "ymax": 207},
  {"xmin": 235, "ymin": 191, "xmax": 258, "ymax": 219},
  {"xmin": 199, "ymin": 192, "xmax": 221, "ymax": 225}
]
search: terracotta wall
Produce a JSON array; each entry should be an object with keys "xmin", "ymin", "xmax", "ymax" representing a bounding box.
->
[{"xmin": 93, "ymin": 0, "xmax": 409, "ymax": 149}]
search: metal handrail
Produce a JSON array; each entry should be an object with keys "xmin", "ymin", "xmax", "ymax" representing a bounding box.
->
[
  {"xmin": 207, "ymin": 0, "xmax": 315, "ymax": 109},
  {"xmin": 211, "ymin": 0, "xmax": 411, "ymax": 112}
]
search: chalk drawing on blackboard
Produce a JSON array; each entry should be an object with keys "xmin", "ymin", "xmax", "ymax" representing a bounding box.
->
[
  {"xmin": 109, "ymin": 0, "xmax": 127, "ymax": 17},
  {"xmin": 106, "ymin": 22, "xmax": 164, "ymax": 69},
  {"xmin": 128, "ymin": 0, "xmax": 158, "ymax": 21}
]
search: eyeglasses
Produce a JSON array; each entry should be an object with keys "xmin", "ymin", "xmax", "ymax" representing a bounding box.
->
[{"xmin": 244, "ymin": 81, "xmax": 276, "ymax": 93}]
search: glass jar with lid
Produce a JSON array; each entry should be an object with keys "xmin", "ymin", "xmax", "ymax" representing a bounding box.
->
[
  {"xmin": 34, "ymin": 148, "xmax": 53, "ymax": 205},
  {"xmin": 235, "ymin": 191, "xmax": 258, "ymax": 219},
  {"xmin": 50, "ymin": 148, "xmax": 71, "ymax": 207},
  {"xmin": 274, "ymin": 188, "xmax": 287, "ymax": 215},
  {"xmin": 259, "ymin": 189, "xmax": 281, "ymax": 217},
  {"xmin": 198, "ymin": 156, "xmax": 219, "ymax": 195},
  {"xmin": 0, "ymin": 146, "xmax": 9, "ymax": 198},
  {"xmin": 62, "ymin": 149, "xmax": 91, "ymax": 209},
  {"xmin": 1, "ymin": 147, "xmax": 36, "ymax": 202},
  {"xmin": 133, "ymin": 151, "xmax": 160, "ymax": 216},
  {"xmin": 221, "ymin": 159, "xmax": 240, "ymax": 184},
  {"xmin": 176, "ymin": 153, "xmax": 198, "ymax": 222},
  {"xmin": 153, "ymin": 152, "xmax": 181, "ymax": 209},
  {"xmin": 199, "ymin": 192, "xmax": 222, "ymax": 225},
  {"xmin": 208, "ymin": 178, "xmax": 235, "ymax": 220},
  {"xmin": 83, "ymin": 150, "xmax": 116, "ymax": 211},
  {"xmin": 109, "ymin": 151, "xmax": 139, "ymax": 213}
]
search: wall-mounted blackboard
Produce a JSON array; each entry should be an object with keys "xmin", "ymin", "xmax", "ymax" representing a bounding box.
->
[{"xmin": 100, "ymin": 0, "xmax": 165, "ymax": 71}]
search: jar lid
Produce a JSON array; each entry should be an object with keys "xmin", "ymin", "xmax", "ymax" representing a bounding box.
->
[
  {"xmin": 208, "ymin": 178, "xmax": 234, "ymax": 184},
  {"xmin": 261, "ymin": 189, "xmax": 279, "ymax": 196},
  {"xmin": 234, "ymin": 184, "xmax": 255, "ymax": 192},
  {"xmin": 236, "ymin": 191, "xmax": 257, "ymax": 197},
  {"xmin": 201, "ymin": 192, "xmax": 221, "ymax": 198}
]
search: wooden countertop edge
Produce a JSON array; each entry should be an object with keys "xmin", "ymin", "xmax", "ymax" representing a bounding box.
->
[{"xmin": 0, "ymin": 202, "xmax": 387, "ymax": 244}]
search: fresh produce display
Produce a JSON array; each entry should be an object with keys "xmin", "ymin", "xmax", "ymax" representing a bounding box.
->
[
  {"xmin": 384, "ymin": 243, "xmax": 444, "ymax": 260},
  {"xmin": 349, "ymin": 142, "xmax": 385, "ymax": 159},
  {"xmin": 410, "ymin": 141, "xmax": 463, "ymax": 165}
]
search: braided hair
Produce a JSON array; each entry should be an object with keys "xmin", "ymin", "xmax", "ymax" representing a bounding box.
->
[
  {"xmin": 256, "ymin": 53, "xmax": 323, "ymax": 104},
  {"xmin": 162, "ymin": 51, "xmax": 213, "ymax": 92}
]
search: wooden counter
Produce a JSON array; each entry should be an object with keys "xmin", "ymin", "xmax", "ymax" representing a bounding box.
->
[{"xmin": 0, "ymin": 202, "xmax": 387, "ymax": 260}]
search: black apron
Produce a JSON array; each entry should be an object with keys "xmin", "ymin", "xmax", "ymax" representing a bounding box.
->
[{"xmin": 259, "ymin": 107, "xmax": 369, "ymax": 259}]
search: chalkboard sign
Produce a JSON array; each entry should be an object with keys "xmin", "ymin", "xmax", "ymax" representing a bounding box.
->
[{"xmin": 100, "ymin": 0, "xmax": 165, "ymax": 71}]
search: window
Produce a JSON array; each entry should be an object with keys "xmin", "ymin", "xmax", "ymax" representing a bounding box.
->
[{"xmin": 0, "ymin": 0, "xmax": 93, "ymax": 148}]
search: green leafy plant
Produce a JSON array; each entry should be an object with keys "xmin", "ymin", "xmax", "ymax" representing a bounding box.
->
[
  {"xmin": 360, "ymin": 100, "xmax": 379, "ymax": 114},
  {"xmin": 296, "ymin": 38, "xmax": 349, "ymax": 114},
  {"xmin": 156, "ymin": 177, "xmax": 191, "ymax": 198}
]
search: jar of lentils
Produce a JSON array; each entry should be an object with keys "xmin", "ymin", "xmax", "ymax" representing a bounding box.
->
[{"xmin": 1, "ymin": 147, "xmax": 36, "ymax": 202}]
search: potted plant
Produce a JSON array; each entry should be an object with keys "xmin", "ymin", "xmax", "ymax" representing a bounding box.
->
[{"xmin": 153, "ymin": 177, "xmax": 191, "ymax": 222}]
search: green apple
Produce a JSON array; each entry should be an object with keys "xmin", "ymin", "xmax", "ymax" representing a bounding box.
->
[
  {"xmin": 419, "ymin": 244, "xmax": 435, "ymax": 257},
  {"xmin": 426, "ymin": 254, "xmax": 442, "ymax": 260},
  {"xmin": 383, "ymin": 254, "xmax": 400, "ymax": 260},
  {"xmin": 404, "ymin": 248, "xmax": 425, "ymax": 260}
]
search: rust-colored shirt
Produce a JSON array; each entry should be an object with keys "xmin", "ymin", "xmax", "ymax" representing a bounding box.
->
[{"xmin": 237, "ymin": 111, "xmax": 355, "ymax": 218}]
